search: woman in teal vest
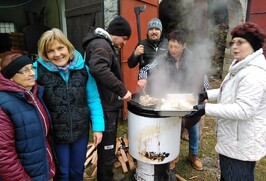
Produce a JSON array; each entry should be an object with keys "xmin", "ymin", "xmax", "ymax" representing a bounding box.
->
[{"xmin": 34, "ymin": 28, "xmax": 105, "ymax": 181}]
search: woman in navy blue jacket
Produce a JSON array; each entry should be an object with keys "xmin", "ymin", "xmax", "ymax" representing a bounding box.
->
[{"xmin": 0, "ymin": 51, "xmax": 56, "ymax": 181}]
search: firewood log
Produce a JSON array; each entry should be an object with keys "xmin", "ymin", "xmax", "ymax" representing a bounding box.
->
[
  {"xmin": 117, "ymin": 155, "xmax": 128, "ymax": 173},
  {"xmin": 127, "ymin": 153, "xmax": 135, "ymax": 170},
  {"xmin": 175, "ymin": 174, "xmax": 187, "ymax": 181},
  {"xmin": 120, "ymin": 148, "xmax": 128, "ymax": 162},
  {"xmin": 91, "ymin": 150, "xmax": 98, "ymax": 166},
  {"xmin": 91, "ymin": 167, "xmax": 97, "ymax": 177},
  {"xmin": 86, "ymin": 144, "xmax": 95, "ymax": 158}
]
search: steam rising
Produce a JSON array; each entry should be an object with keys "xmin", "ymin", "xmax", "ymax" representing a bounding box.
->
[{"xmin": 146, "ymin": 0, "xmax": 228, "ymax": 97}]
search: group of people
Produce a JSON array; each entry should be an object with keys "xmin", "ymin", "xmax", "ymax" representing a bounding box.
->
[
  {"xmin": 0, "ymin": 16, "xmax": 131, "ymax": 181},
  {"xmin": 0, "ymin": 14, "xmax": 266, "ymax": 181}
]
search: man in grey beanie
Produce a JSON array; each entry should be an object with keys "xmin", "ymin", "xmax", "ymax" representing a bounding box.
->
[
  {"xmin": 127, "ymin": 18, "xmax": 168, "ymax": 77},
  {"xmin": 82, "ymin": 16, "xmax": 132, "ymax": 181}
]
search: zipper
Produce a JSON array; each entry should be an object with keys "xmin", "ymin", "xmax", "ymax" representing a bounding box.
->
[
  {"xmin": 27, "ymin": 90, "xmax": 48, "ymax": 135},
  {"xmin": 27, "ymin": 90, "xmax": 54, "ymax": 175},
  {"xmin": 66, "ymin": 85, "xmax": 73, "ymax": 140}
]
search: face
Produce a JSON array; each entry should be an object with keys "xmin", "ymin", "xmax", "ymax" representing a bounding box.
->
[
  {"xmin": 112, "ymin": 36, "xmax": 129, "ymax": 49},
  {"xmin": 147, "ymin": 28, "xmax": 162, "ymax": 41},
  {"xmin": 230, "ymin": 37, "xmax": 254, "ymax": 61},
  {"xmin": 12, "ymin": 64, "xmax": 35, "ymax": 90},
  {"xmin": 168, "ymin": 40, "xmax": 185, "ymax": 60},
  {"xmin": 46, "ymin": 40, "xmax": 71, "ymax": 66}
]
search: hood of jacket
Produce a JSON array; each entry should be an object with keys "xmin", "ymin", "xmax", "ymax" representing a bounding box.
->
[{"xmin": 82, "ymin": 27, "xmax": 113, "ymax": 50}]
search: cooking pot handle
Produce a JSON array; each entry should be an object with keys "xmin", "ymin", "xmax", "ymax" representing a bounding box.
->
[{"xmin": 182, "ymin": 114, "xmax": 201, "ymax": 129}]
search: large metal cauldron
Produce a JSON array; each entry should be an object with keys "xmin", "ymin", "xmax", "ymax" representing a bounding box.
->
[
  {"xmin": 128, "ymin": 102, "xmax": 181, "ymax": 164},
  {"xmin": 127, "ymin": 94, "xmax": 198, "ymax": 180},
  {"xmin": 127, "ymin": 93, "xmax": 196, "ymax": 164}
]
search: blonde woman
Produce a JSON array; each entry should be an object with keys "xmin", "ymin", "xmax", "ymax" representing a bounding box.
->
[{"xmin": 34, "ymin": 28, "xmax": 104, "ymax": 181}]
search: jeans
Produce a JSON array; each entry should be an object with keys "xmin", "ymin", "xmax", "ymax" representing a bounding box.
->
[
  {"xmin": 219, "ymin": 154, "xmax": 256, "ymax": 181},
  {"xmin": 188, "ymin": 122, "xmax": 199, "ymax": 154},
  {"xmin": 53, "ymin": 135, "xmax": 89, "ymax": 181}
]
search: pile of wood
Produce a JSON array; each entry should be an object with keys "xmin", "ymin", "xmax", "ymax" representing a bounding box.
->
[
  {"xmin": 84, "ymin": 134, "xmax": 135, "ymax": 179},
  {"xmin": 84, "ymin": 143, "xmax": 98, "ymax": 178},
  {"xmin": 114, "ymin": 134, "xmax": 136, "ymax": 172}
]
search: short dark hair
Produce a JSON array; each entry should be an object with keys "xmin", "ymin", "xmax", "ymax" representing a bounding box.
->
[{"xmin": 167, "ymin": 30, "xmax": 187, "ymax": 45}]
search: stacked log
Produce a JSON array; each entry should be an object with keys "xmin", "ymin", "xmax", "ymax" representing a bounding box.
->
[
  {"xmin": 84, "ymin": 134, "xmax": 135, "ymax": 179},
  {"xmin": 115, "ymin": 134, "xmax": 136, "ymax": 172}
]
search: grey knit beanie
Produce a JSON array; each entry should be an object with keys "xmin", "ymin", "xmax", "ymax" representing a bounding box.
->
[{"xmin": 148, "ymin": 18, "xmax": 162, "ymax": 32}]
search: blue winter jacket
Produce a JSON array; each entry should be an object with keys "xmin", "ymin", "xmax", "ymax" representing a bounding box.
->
[{"xmin": 0, "ymin": 78, "xmax": 51, "ymax": 181}]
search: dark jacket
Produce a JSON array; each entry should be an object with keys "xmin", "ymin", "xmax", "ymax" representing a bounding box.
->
[
  {"xmin": 127, "ymin": 37, "xmax": 168, "ymax": 69},
  {"xmin": 0, "ymin": 73, "xmax": 55, "ymax": 181},
  {"xmin": 37, "ymin": 63, "xmax": 90, "ymax": 144},
  {"xmin": 82, "ymin": 28, "xmax": 128, "ymax": 111}
]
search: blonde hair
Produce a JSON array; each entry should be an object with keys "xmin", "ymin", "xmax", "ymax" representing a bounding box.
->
[{"xmin": 38, "ymin": 28, "xmax": 75, "ymax": 61}]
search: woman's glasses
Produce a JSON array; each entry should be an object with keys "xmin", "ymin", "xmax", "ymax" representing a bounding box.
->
[
  {"xmin": 229, "ymin": 41, "xmax": 247, "ymax": 47},
  {"xmin": 17, "ymin": 67, "xmax": 34, "ymax": 74}
]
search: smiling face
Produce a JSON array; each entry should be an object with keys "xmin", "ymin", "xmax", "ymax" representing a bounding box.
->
[
  {"xmin": 147, "ymin": 28, "xmax": 162, "ymax": 41},
  {"xmin": 12, "ymin": 64, "xmax": 35, "ymax": 90},
  {"xmin": 230, "ymin": 37, "xmax": 254, "ymax": 61},
  {"xmin": 45, "ymin": 40, "xmax": 71, "ymax": 66}
]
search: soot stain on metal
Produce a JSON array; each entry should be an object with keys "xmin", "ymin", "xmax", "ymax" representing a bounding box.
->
[{"xmin": 137, "ymin": 122, "xmax": 170, "ymax": 161}]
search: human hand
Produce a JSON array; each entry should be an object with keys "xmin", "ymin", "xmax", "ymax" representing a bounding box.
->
[
  {"xmin": 93, "ymin": 132, "xmax": 103, "ymax": 147},
  {"xmin": 184, "ymin": 104, "xmax": 205, "ymax": 118},
  {"xmin": 199, "ymin": 90, "xmax": 208, "ymax": 103},
  {"xmin": 193, "ymin": 104, "xmax": 205, "ymax": 117},
  {"xmin": 122, "ymin": 90, "xmax": 132, "ymax": 101},
  {"xmin": 137, "ymin": 79, "xmax": 147, "ymax": 90},
  {"xmin": 134, "ymin": 45, "xmax": 144, "ymax": 56}
]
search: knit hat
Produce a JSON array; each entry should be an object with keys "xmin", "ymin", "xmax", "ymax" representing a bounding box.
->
[
  {"xmin": 106, "ymin": 16, "xmax": 132, "ymax": 37},
  {"xmin": 232, "ymin": 32, "xmax": 262, "ymax": 51},
  {"xmin": 2, "ymin": 55, "xmax": 33, "ymax": 79},
  {"xmin": 148, "ymin": 18, "xmax": 162, "ymax": 32}
]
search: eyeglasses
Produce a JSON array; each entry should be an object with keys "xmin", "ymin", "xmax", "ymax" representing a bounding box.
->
[
  {"xmin": 229, "ymin": 41, "xmax": 247, "ymax": 47},
  {"xmin": 17, "ymin": 67, "xmax": 34, "ymax": 74}
]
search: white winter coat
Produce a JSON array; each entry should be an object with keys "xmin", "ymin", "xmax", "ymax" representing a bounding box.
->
[{"xmin": 206, "ymin": 48, "xmax": 266, "ymax": 161}]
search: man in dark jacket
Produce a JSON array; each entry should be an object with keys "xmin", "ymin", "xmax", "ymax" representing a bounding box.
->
[
  {"xmin": 127, "ymin": 18, "xmax": 168, "ymax": 70},
  {"xmin": 82, "ymin": 16, "xmax": 132, "ymax": 181}
]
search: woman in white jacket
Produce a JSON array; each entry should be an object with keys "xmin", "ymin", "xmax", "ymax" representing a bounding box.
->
[{"xmin": 192, "ymin": 22, "xmax": 266, "ymax": 181}]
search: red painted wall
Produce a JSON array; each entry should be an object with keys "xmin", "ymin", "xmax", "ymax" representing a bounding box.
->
[
  {"xmin": 247, "ymin": 0, "xmax": 266, "ymax": 55},
  {"xmin": 120, "ymin": 0, "xmax": 159, "ymax": 119}
]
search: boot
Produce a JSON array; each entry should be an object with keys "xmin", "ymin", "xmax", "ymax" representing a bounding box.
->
[
  {"xmin": 188, "ymin": 153, "xmax": 203, "ymax": 171},
  {"xmin": 170, "ymin": 156, "xmax": 179, "ymax": 170},
  {"xmin": 181, "ymin": 128, "xmax": 189, "ymax": 141}
]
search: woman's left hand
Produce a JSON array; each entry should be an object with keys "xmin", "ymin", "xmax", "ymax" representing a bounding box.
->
[{"xmin": 93, "ymin": 132, "xmax": 103, "ymax": 147}]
